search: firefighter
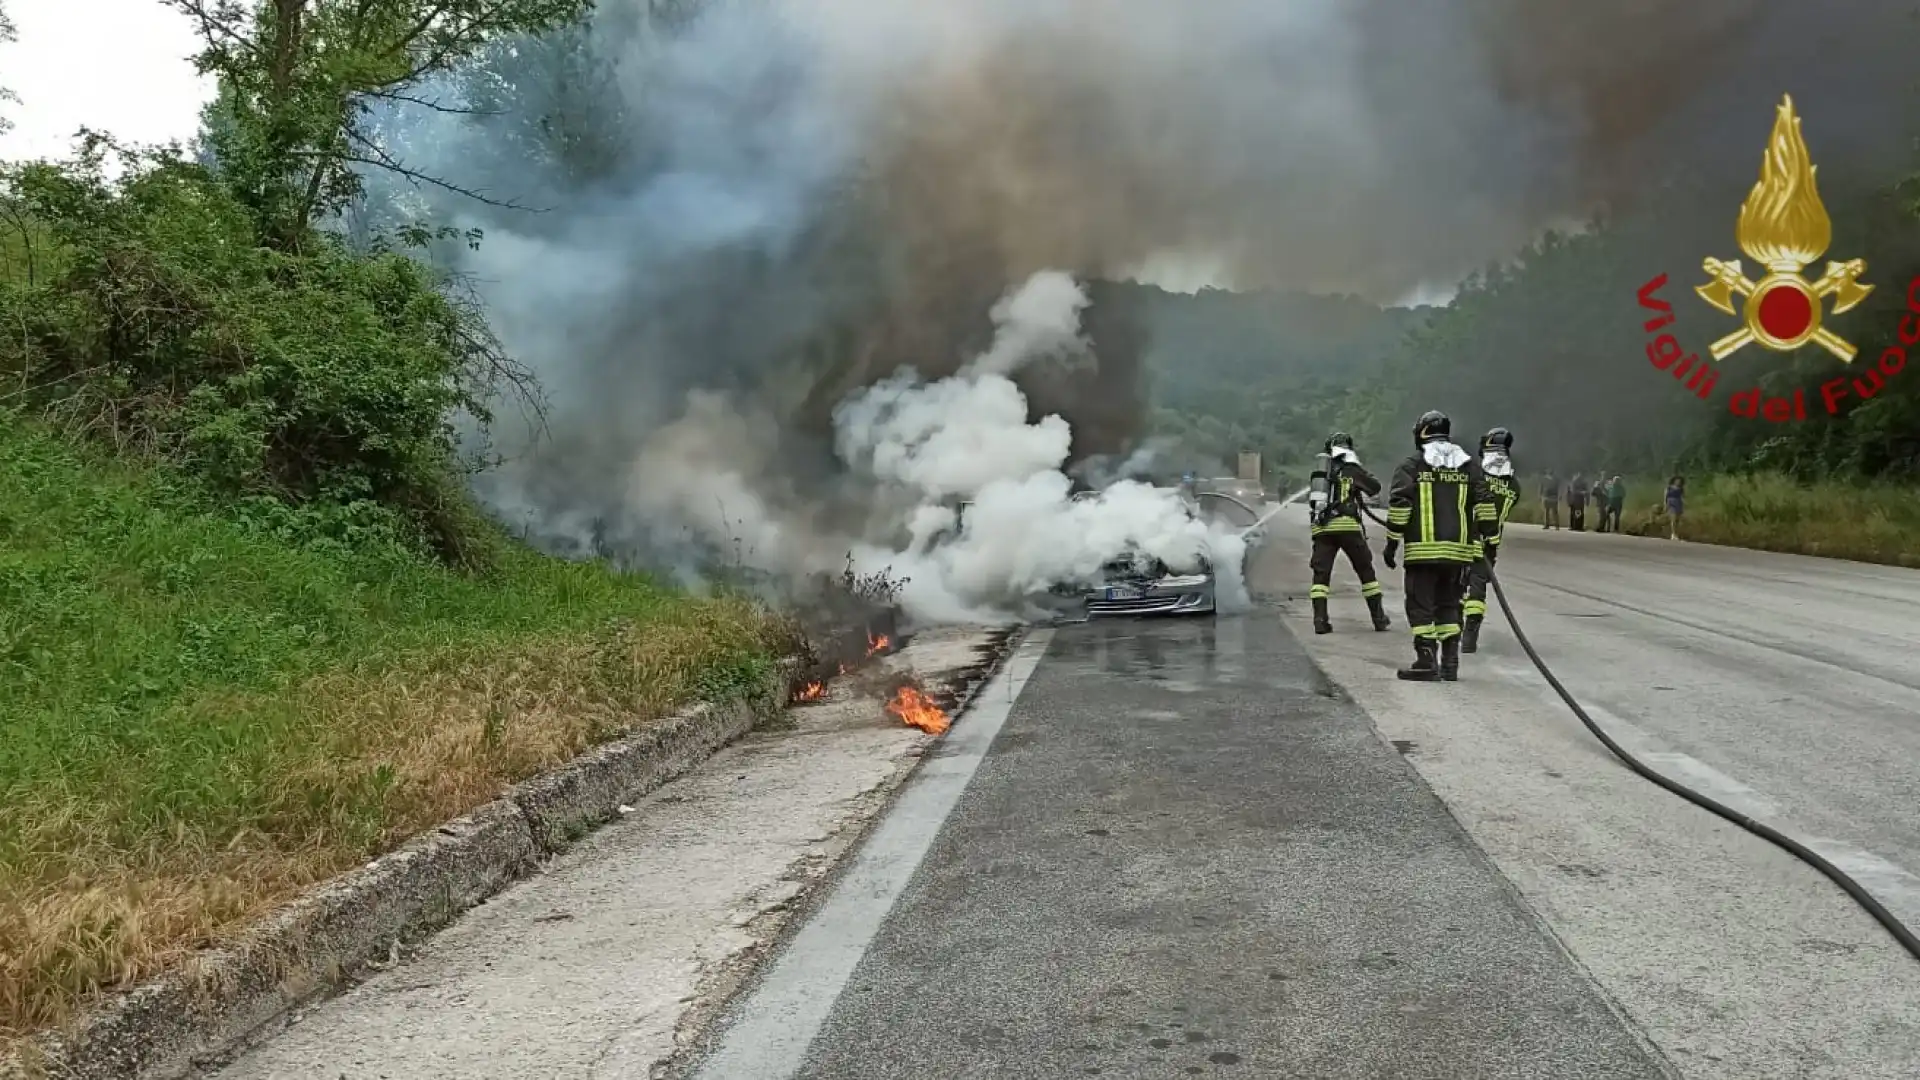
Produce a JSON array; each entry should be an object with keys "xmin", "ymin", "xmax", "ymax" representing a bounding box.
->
[
  {"xmin": 1381, "ymin": 410, "xmax": 1497, "ymax": 682},
  {"xmin": 1462, "ymin": 427, "xmax": 1519, "ymax": 654},
  {"xmin": 1308, "ymin": 432, "xmax": 1393, "ymax": 634}
]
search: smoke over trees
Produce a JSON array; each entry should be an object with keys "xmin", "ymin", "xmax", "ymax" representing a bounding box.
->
[{"xmin": 335, "ymin": 0, "xmax": 1917, "ymax": 577}]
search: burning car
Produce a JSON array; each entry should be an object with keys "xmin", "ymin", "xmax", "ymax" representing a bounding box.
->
[
  {"xmin": 1072, "ymin": 490, "xmax": 1220, "ymax": 618},
  {"xmin": 1084, "ymin": 550, "xmax": 1217, "ymax": 616}
]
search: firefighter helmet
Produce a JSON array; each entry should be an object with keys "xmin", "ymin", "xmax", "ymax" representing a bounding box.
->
[
  {"xmin": 1413, "ymin": 410, "xmax": 1451, "ymax": 444},
  {"xmin": 1324, "ymin": 431, "xmax": 1354, "ymax": 454},
  {"xmin": 1482, "ymin": 426, "xmax": 1513, "ymax": 451}
]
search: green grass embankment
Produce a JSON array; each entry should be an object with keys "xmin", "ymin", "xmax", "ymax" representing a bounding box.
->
[
  {"xmin": 0, "ymin": 416, "xmax": 791, "ymax": 1040},
  {"xmin": 1504, "ymin": 472, "xmax": 1920, "ymax": 567}
]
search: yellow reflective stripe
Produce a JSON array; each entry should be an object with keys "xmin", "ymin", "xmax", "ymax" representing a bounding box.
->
[
  {"xmin": 1387, "ymin": 507, "xmax": 1411, "ymax": 523},
  {"xmin": 1457, "ymin": 483, "xmax": 1468, "ymax": 540},
  {"xmin": 1463, "ymin": 599, "xmax": 1487, "ymax": 617},
  {"xmin": 1431, "ymin": 623, "xmax": 1461, "ymax": 639},
  {"xmin": 1410, "ymin": 623, "xmax": 1439, "ymax": 638},
  {"xmin": 1419, "ymin": 479, "xmax": 1435, "ymax": 545},
  {"xmin": 1403, "ymin": 541, "xmax": 1475, "ymax": 561},
  {"xmin": 1310, "ymin": 517, "xmax": 1364, "ymax": 534},
  {"xmin": 1360, "ymin": 580, "xmax": 1383, "ymax": 597}
]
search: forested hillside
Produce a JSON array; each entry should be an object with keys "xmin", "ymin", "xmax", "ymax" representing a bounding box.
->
[
  {"xmin": 1115, "ymin": 283, "xmax": 1427, "ymax": 481},
  {"xmin": 1142, "ymin": 168, "xmax": 1920, "ymax": 489},
  {"xmin": 1346, "ymin": 171, "xmax": 1920, "ymax": 480}
]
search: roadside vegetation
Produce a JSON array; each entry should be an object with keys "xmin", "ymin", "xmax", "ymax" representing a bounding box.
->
[
  {"xmin": 0, "ymin": 417, "xmax": 788, "ymax": 1037},
  {"xmin": 1506, "ymin": 472, "xmax": 1920, "ymax": 567},
  {"xmin": 0, "ymin": 0, "xmax": 794, "ymax": 1042}
]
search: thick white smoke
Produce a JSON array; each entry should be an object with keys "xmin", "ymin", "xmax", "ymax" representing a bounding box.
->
[
  {"xmin": 365, "ymin": 0, "xmax": 1917, "ymax": 625},
  {"xmin": 837, "ymin": 272, "xmax": 1249, "ymax": 622},
  {"xmin": 616, "ymin": 270, "xmax": 1250, "ymax": 624}
]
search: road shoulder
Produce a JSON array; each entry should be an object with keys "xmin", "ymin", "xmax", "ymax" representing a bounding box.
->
[{"xmin": 205, "ymin": 628, "xmax": 1006, "ymax": 1080}]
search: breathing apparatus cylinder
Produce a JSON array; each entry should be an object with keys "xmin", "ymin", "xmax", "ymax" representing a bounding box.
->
[{"xmin": 1308, "ymin": 451, "xmax": 1332, "ymax": 523}]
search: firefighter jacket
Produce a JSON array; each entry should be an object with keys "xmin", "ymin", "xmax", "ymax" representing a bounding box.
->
[
  {"xmin": 1481, "ymin": 450, "xmax": 1521, "ymax": 549},
  {"xmin": 1310, "ymin": 456, "xmax": 1381, "ymax": 537},
  {"xmin": 1385, "ymin": 440, "xmax": 1498, "ymax": 564},
  {"xmin": 1484, "ymin": 473, "xmax": 1520, "ymax": 548}
]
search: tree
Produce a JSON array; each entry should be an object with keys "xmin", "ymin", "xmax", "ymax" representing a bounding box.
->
[
  {"xmin": 162, "ymin": 0, "xmax": 593, "ymax": 251},
  {"xmin": 0, "ymin": 0, "xmax": 17, "ymax": 135}
]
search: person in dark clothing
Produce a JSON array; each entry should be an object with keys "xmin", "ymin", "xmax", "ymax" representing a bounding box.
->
[
  {"xmin": 1567, "ymin": 472, "xmax": 1589, "ymax": 531},
  {"xmin": 1383, "ymin": 410, "xmax": 1497, "ymax": 682},
  {"xmin": 1308, "ymin": 432, "xmax": 1393, "ymax": 634},
  {"xmin": 1463, "ymin": 427, "xmax": 1519, "ymax": 654},
  {"xmin": 1592, "ymin": 474, "xmax": 1612, "ymax": 532},
  {"xmin": 1665, "ymin": 475, "xmax": 1686, "ymax": 539},
  {"xmin": 1540, "ymin": 469, "xmax": 1561, "ymax": 529},
  {"xmin": 1603, "ymin": 475, "xmax": 1626, "ymax": 532}
]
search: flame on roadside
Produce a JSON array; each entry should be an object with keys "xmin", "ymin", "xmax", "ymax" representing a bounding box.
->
[
  {"xmin": 793, "ymin": 680, "xmax": 827, "ymax": 702},
  {"xmin": 887, "ymin": 686, "xmax": 950, "ymax": 735},
  {"xmin": 867, "ymin": 633, "xmax": 891, "ymax": 657}
]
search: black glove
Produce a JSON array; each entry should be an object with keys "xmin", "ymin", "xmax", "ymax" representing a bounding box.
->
[{"xmin": 1382, "ymin": 538, "xmax": 1399, "ymax": 569}]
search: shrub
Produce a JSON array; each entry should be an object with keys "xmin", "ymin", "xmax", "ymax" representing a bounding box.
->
[{"xmin": 0, "ymin": 147, "xmax": 521, "ymax": 565}]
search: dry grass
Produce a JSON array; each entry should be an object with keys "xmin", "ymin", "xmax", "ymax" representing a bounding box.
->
[
  {"xmin": 0, "ymin": 418, "xmax": 793, "ymax": 1043},
  {"xmin": 1506, "ymin": 471, "xmax": 1920, "ymax": 567}
]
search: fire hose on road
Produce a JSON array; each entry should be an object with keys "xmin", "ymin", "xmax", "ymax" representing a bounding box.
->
[{"xmin": 1339, "ymin": 500, "xmax": 1920, "ymax": 963}]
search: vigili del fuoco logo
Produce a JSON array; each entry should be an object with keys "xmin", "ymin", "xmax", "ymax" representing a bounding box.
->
[{"xmin": 1635, "ymin": 94, "xmax": 1914, "ymax": 422}]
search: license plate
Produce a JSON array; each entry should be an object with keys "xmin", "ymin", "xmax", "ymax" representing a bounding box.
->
[{"xmin": 1104, "ymin": 586, "xmax": 1137, "ymax": 601}]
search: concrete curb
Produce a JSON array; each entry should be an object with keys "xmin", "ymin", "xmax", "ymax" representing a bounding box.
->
[{"xmin": 4, "ymin": 661, "xmax": 797, "ymax": 1080}]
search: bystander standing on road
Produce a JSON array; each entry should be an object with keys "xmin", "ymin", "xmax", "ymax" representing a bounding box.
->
[
  {"xmin": 1540, "ymin": 469, "xmax": 1561, "ymax": 528},
  {"xmin": 1604, "ymin": 475, "xmax": 1626, "ymax": 532},
  {"xmin": 1568, "ymin": 473, "xmax": 1588, "ymax": 531},
  {"xmin": 1666, "ymin": 475, "xmax": 1686, "ymax": 539},
  {"xmin": 1592, "ymin": 475, "xmax": 1612, "ymax": 532}
]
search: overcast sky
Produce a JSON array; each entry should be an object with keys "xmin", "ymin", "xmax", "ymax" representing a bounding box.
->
[{"xmin": 0, "ymin": 0, "xmax": 213, "ymax": 162}]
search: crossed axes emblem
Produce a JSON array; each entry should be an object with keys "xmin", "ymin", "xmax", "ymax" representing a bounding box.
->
[{"xmin": 1695, "ymin": 257, "xmax": 1873, "ymax": 362}]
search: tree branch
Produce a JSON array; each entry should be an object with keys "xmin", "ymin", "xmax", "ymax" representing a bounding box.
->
[
  {"xmin": 363, "ymin": 88, "xmax": 500, "ymax": 115},
  {"xmin": 341, "ymin": 127, "xmax": 547, "ymax": 212},
  {"xmin": 159, "ymin": 0, "xmax": 262, "ymax": 65}
]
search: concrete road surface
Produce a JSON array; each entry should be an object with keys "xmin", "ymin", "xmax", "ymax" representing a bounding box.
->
[
  {"xmin": 1268, "ymin": 505, "xmax": 1920, "ymax": 1078},
  {"xmin": 690, "ymin": 619, "xmax": 1668, "ymax": 1080},
  {"xmin": 212, "ymin": 502, "xmax": 1920, "ymax": 1079},
  {"xmin": 691, "ymin": 511, "xmax": 1920, "ymax": 1079}
]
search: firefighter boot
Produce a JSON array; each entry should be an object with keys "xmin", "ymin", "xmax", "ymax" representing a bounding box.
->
[
  {"xmin": 1367, "ymin": 594, "xmax": 1392, "ymax": 632},
  {"xmin": 1461, "ymin": 614, "xmax": 1482, "ymax": 653},
  {"xmin": 1440, "ymin": 636, "xmax": 1461, "ymax": 681},
  {"xmin": 1312, "ymin": 597, "xmax": 1332, "ymax": 634},
  {"xmin": 1396, "ymin": 639, "xmax": 1438, "ymax": 681}
]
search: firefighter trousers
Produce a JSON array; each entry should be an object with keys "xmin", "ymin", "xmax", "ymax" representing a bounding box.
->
[
  {"xmin": 1308, "ymin": 530, "xmax": 1383, "ymax": 605},
  {"xmin": 1464, "ymin": 544, "xmax": 1499, "ymax": 621},
  {"xmin": 1403, "ymin": 562, "xmax": 1467, "ymax": 641}
]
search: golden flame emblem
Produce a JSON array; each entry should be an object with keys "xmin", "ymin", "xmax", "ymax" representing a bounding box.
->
[{"xmin": 1695, "ymin": 95, "xmax": 1872, "ymax": 363}]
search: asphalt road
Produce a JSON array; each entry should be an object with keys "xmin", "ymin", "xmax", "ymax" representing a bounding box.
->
[
  {"xmin": 209, "ymin": 503, "xmax": 1920, "ymax": 1079},
  {"xmin": 691, "ymin": 510, "xmax": 1920, "ymax": 1079},
  {"xmin": 690, "ymin": 613, "xmax": 1669, "ymax": 1079},
  {"xmin": 1269, "ymin": 507, "xmax": 1920, "ymax": 1078}
]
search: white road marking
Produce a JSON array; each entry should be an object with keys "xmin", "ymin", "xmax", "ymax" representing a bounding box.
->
[
  {"xmin": 1487, "ymin": 658, "xmax": 1920, "ymax": 925},
  {"xmin": 690, "ymin": 630, "xmax": 1055, "ymax": 1080}
]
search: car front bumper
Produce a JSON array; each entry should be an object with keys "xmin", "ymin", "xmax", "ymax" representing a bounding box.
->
[{"xmin": 1085, "ymin": 574, "xmax": 1217, "ymax": 617}]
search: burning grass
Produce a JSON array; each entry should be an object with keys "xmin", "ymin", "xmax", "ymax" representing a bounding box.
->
[
  {"xmin": 0, "ymin": 420, "xmax": 794, "ymax": 1044},
  {"xmin": 886, "ymin": 685, "xmax": 951, "ymax": 735}
]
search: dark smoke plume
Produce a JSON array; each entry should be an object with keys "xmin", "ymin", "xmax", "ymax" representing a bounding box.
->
[{"xmin": 362, "ymin": 0, "xmax": 1918, "ymax": 604}]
